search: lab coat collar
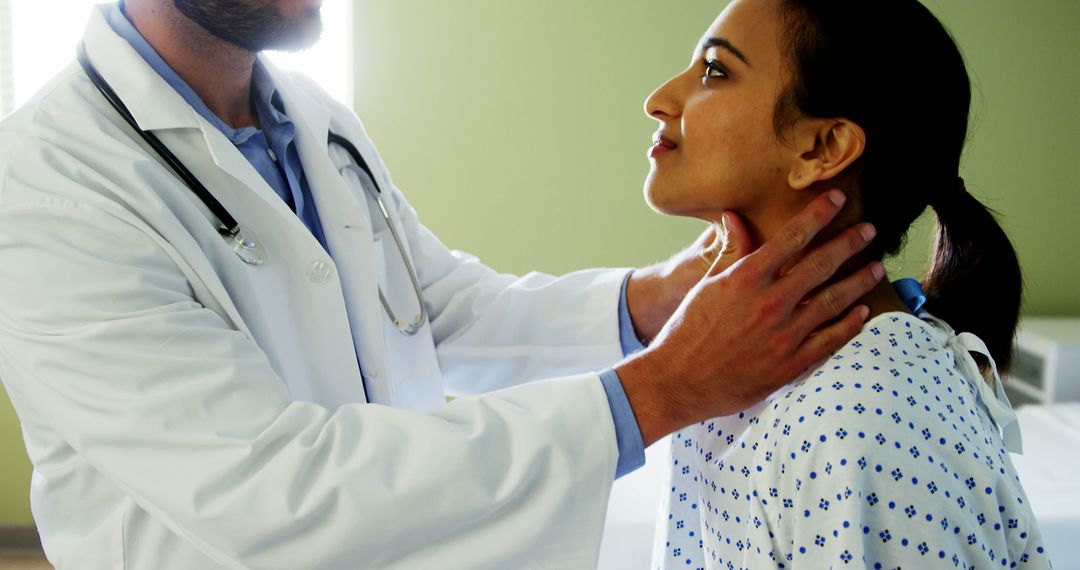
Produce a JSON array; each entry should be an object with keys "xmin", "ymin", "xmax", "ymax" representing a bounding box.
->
[
  {"xmin": 80, "ymin": 3, "xmax": 332, "ymax": 150},
  {"xmin": 81, "ymin": 4, "xmax": 202, "ymax": 132},
  {"xmin": 81, "ymin": 3, "xmax": 332, "ymax": 252}
]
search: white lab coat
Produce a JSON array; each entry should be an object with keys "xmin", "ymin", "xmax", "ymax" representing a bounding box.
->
[{"xmin": 0, "ymin": 5, "xmax": 631, "ymax": 568}]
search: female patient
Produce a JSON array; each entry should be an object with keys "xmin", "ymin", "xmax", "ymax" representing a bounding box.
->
[{"xmin": 646, "ymin": 0, "xmax": 1050, "ymax": 568}]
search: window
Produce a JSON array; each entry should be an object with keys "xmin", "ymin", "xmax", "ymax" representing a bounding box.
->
[{"xmin": 0, "ymin": 0, "xmax": 353, "ymax": 117}]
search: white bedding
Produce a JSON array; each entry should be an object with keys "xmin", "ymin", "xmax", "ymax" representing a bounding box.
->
[
  {"xmin": 598, "ymin": 437, "xmax": 671, "ymax": 570},
  {"xmin": 1012, "ymin": 403, "xmax": 1080, "ymax": 570}
]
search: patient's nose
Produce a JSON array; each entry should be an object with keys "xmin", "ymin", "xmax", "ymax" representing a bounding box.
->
[{"xmin": 645, "ymin": 77, "xmax": 682, "ymax": 121}]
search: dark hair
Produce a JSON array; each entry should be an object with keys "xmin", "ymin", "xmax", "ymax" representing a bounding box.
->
[{"xmin": 774, "ymin": 0, "xmax": 1023, "ymax": 372}]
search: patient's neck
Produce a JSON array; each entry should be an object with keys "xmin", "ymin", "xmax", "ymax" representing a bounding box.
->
[
  {"xmin": 715, "ymin": 196, "xmax": 912, "ymax": 322},
  {"xmin": 852, "ymin": 279, "xmax": 913, "ymax": 320}
]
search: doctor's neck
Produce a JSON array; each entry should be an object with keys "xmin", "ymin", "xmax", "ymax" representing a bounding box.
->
[{"xmin": 123, "ymin": 0, "xmax": 261, "ymax": 129}]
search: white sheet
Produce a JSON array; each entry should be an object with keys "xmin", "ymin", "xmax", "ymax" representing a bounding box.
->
[
  {"xmin": 598, "ymin": 437, "xmax": 671, "ymax": 570},
  {"xmin": 1011, "ymin": 403, "xmax": 1080, "ymax": 570}
]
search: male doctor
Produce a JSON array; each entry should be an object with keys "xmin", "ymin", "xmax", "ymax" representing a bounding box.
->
[{"xmin": 0, "ymin": 0, "xmax": 883, "ymax": 568}]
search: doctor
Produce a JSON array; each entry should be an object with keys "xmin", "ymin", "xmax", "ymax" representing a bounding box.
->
[{"xmin": 0, "ymin": 0, "xmax": 883, "ymax": 568}]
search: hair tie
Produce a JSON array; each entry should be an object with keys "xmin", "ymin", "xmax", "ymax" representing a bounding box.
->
[
  {"xmin": 954, "ymin": 177, "xmax": 969, "ymax": 198},
  {"xmin": 933, "ymin": 176, "xmax": 968, "ymax": 208}
]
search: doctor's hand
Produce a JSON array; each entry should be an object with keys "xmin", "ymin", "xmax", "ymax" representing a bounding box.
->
[
  {"xmin": 615, "ymin": 191, "xmax": 884, "ymax": 447},
  {"xmin": 625, "ymin": 211, "xmax": 765, "ymax": 344},
  {"xmin": 624, "ymin": 225, "xmax": 721, "ymax": 345}
]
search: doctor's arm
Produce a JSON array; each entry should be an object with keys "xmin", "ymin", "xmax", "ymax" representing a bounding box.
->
[
  {"xmin": 0, "ymin": 198, "xmax": 620, "ymax": 568},
  {"xmin": 0, "ymin": 176, "xmax": 874, "ymax": 569}
]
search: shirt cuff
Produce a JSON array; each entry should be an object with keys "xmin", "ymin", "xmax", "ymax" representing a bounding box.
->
[
  {"xmin": 599, "ymin": 368, "xmax": 646, "ymax": 479},
  {"xmin": 617, "ymin": 270, "xmax": 647, "ymax": 357}
]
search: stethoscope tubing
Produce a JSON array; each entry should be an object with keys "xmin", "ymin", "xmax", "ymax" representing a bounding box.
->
[
  {"xmin": 75, "ymin": 42, "xmax": 428, "ymax": 336},
  {"xmin": 76, "ymin": 42, "xmax": 242, "ymax": 238},
  {"xmin": 329, "ymin": 133, "xmax": 427, "ymax": 335}
]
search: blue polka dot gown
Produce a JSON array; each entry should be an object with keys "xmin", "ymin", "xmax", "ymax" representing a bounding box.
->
[{"xmin": 654, "ymin": 313, "xmax": 1052, "ymax": 569}]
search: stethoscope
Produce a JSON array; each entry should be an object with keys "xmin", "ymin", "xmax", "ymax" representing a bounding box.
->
[{"xmin": 76, "ymin": 43, "xmax": 427, "ymax": 336}]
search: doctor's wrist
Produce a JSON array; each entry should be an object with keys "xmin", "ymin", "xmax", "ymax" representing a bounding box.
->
[
  {"xmin": 626, "ymin": 225, "xmax": 723, "ymax": 344},
  {"xmin": 614, "ymin": 350, "xmax": 689, "ymax": 448},
  {"xmin": 626, "ymin": 259, "xmax": 702, "ymax": 345}
]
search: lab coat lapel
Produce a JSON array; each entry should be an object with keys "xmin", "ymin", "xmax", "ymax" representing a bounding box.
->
[
  {"xmin": 80, "ymin": 5, "xmax": 199, "ymax": 132},
  {"xmin": 82, "ymin": 4, "xmax": 322, "ymax": 252},
  {"xmin": 263, "ymin": 62, "xmax": 394, "ymax": 405},
  {"xmin": 196, "ymin": 127, "xmax": 316, "ymax": 241},
  {"xmin": 81, "ymin": 6, "xmax": 367, "ymax": 405}
]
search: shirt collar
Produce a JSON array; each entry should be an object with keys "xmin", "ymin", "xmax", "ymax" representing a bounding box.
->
[{"xmin": 251, "ymin": 59, "xmax": 296, "ymax": 143}]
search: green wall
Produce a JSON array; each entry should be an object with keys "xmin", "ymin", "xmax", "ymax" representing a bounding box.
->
[
  {"xmin": 897, "ymin": 1, "xmax": 1080, "ymax": 313},
  {"xmin": 352, "ymin": 0, "xmax": 1080, "ymax": 313},
  {"xmin": 0, "ymin": 384, "xmax": 32, "ymax": 526},
  {"xmin": 1, "ymin": 0, "xmax": 1077, "ymax": 527}
]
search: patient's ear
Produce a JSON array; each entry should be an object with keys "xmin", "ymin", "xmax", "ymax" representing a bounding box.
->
[{"xmin": 787, "ymin": 118, "xmax": 866, "ymax": 190}]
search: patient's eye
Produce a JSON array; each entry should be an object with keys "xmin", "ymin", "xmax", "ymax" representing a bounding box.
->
[{"xmin": 701, "ymin": 59, "xmax": 729, "ymax": 84}]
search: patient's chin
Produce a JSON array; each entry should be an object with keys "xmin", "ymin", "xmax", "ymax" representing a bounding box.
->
[
  {"xmin": 644, "ymin": 177, "xmax": 681, "ymax": 213},
  {"xmin": 644, "ymin": 181, "xmax": 714, "ymax": 219},
  {"xmin": 643, "ymin": 184, "xmax": 678, "ymax": 215}
]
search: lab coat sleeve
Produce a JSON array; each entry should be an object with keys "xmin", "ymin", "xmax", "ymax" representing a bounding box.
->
[
  {"xmin": 316, "ymin": 93, "xmax": 631, "ymax": 396},
  {"xmin": 0, "ymin": 194, "xmax": 618, "ymax": 568},
  {"xmin": 404, "ymin": 196, "xmax": 632, "ymax": 396}
]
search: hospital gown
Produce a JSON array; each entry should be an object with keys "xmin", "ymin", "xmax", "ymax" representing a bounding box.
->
[{"xmin": 654, "ymin": 312, "xmax": 1053, "ymax": 569}]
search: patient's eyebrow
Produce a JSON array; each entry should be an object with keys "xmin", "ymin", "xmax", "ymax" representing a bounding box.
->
[{"xmin": 701, "ymin": 37, "xmax": 751, "ymax": 67}]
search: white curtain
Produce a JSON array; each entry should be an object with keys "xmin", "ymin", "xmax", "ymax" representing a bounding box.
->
[
  {"xmin": 0, "ymin": 0, "xmax": 14, "ymax": 117},
  {"xmin": 0, "ymin": 1, "xmax": 352, "ymax": 115}
]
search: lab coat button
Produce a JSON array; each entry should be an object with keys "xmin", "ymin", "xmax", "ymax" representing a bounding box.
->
[{"xmin": 307, "ymin": 260, "xmax": 333, "ymax": 284}]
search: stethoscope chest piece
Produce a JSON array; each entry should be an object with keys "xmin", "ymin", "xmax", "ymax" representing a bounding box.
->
[{"xmin": 224, "ymin": 226, "xmax": 267, "ymax": 265}]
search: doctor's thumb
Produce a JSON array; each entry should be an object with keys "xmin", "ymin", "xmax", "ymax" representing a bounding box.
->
[{"xmin": 708, "ymin": 211, "xmax": 754, "ymax": 277}]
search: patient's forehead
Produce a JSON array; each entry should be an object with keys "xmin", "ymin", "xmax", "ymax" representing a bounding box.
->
[{"xmin": 702, "ymin": 0, "xmax": 786, "ymax": 72}]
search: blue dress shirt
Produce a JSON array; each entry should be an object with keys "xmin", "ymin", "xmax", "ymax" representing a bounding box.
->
[
  {"xmin": 107, "ymin": 2, "xmax": 648, "ymax": 479},
  {"xmin": 602, "ymin": 273, "xmax": 647, "ymax": 476}
]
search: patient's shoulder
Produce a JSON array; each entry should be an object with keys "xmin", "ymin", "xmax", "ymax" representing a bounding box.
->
[{"xmin": 760, "ymin": 312, "xmax": 998, "ymax": 462}]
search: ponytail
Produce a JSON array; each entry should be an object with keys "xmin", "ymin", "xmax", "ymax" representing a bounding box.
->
[
  {"xmin": 922, "ymin": 179, "xmax": 1023, "ymax": 373},
  {"xmin": 776, "ymin": 0, "xmax": 1025, "ymax": 374}
]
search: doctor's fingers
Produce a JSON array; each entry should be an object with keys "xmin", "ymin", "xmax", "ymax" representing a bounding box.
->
[
  {"xmin": 719, "ymin": 211, "xmax": 754, "ymax": 258},
  {"xmin": 772, "ymin": 221, "xmax": 878, "ymax": 303},
  {"xmin": 718, "ymin": 190, "xmax": 848, "ymax": 280},
  {"xmin": 788, "ymin": 304, "xmax": 872, "ymax": 377},
  {"xmin": 696, "ymin": 211, "xmax": 753, "ymax": 277},
  {"xmin": 790, "ymin": 261, "xmax": 884, "ymax": 342}
]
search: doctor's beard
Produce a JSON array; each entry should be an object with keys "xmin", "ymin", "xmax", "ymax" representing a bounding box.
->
[{"xmin": 173, "ymin": 0, "xmax": 323, "ymax": 53}]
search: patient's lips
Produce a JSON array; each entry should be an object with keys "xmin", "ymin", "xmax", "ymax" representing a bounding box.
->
[{"xmin": 649, "ymin": 133, "xmax": 679, "ymax": 158}]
